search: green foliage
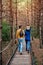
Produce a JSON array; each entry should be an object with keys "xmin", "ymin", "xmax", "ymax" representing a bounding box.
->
[
  {"xmin": 2, "ymin": 22, "xmax": 11, "ymax": 41},
  {"xmin": 31, "ymin": 26, "xmax": 40, "ymax": 38},
  {"xmin": 32, "ymin": 54, "xmax": 38, "ymax": 65},
  {"xmin": 13, "ymin": 0, "xmax": 26, "ymax": 2}
]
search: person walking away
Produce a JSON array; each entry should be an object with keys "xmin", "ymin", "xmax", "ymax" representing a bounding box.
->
[
  {"xmin": 16, "ymin": 25, "xmax": 24, "ymax": 55},
  {"xmin": 25, "ymin": 25, "xmax": 31, "ymax": 53}
]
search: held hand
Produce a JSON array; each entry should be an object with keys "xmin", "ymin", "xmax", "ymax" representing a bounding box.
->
[{"xmin": 15, "ymin": 39, "xmax": 18, "ymax": 44}]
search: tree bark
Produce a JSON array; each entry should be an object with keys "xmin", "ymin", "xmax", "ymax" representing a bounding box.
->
[{"xmin": 0, "ymin": 0, "xmax": 2, "ymax": 65}]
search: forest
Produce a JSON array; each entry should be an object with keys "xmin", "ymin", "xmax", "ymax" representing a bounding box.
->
[{"xmin": 0, "ymin": 0, "xmax": 43, "ymax": 65}]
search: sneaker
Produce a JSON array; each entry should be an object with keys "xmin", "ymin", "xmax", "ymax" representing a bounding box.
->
[
  {"xmin": 26, "ymin": 48, "xmax": 27, "ymax": 51},
  {"xmin": 27, "ymin": 51, "xmax": 29, "ymax": 53},
  {"xmin": 20, "ymin": 53, "xmax": 22, "ymax": 55}
]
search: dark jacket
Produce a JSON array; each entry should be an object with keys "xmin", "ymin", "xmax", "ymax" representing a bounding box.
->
[{"xmin": 25, "ymin": 29, "xmax": 31, "ymax": 41}]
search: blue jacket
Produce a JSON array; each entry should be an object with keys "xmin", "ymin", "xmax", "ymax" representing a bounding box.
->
[{"xmin": 25, "ymin": 29, "xmax": 31, "ymax": 41}]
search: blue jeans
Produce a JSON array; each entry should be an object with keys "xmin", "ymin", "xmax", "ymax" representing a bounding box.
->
[
  {"xmin": 18, "ymin": 38, "xmax": 23, "ymax": 53},
  {"xmin": 26, "ymin": 40, "xmax": 30, "ymax": 51}
]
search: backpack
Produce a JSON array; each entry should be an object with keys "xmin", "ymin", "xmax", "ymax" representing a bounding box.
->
[{"xmin": 19, "ymin": 30, "xmax": 24, "ymax": 37}]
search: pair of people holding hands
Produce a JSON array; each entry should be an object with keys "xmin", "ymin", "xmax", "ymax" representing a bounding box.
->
[{"xmin": 16, "ymin": 25, "xmax": 31, "ymax": 55}]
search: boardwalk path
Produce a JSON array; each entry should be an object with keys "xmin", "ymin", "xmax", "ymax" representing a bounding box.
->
[{"xmin": 10, "ymin": 39, "xmax": 31, "ymax": 65}]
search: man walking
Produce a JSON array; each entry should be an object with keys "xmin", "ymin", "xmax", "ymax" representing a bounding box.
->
[{"xmin": 25, "ymin": 25, "xmax": 31, "ymax": 53}]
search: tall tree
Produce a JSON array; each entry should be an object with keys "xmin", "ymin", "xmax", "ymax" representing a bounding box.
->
[
  {"xmin": 0, "ymin": 0, "xmax": 2, "ymax": 65},
  {"xmin": 9, "ymin": 0, "xmax": 13, "ymax": 39},
  {"xmin": 40, "ymin": 0, "xmax": 43, "ymax": 48},
  {"xmin": 15, "ymin": 0, "xmax": 17, "ymax": 30},
  {"xmin": 27, "ymin": 0, "xmax": 29, "ymax": 25}
]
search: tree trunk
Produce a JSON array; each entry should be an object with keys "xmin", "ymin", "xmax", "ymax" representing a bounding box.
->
[
  {"xmin": 0, "ymin": 0, "xmax": 2, "ymax": 65},
  {"xmin": 9, "ymin": 0, "xmax": 13, "ymax": 39}
]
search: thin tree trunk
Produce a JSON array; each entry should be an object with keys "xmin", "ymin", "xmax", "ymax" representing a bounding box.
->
[
  {"xmin": 15, "ymin": 0, "xmax": 17, "ymax": 30},
  {"xmin": 0, "ymin": 0, "xmax": 2, "ymax": 65},
  {"xmin": 40, "ymin": 0, "xmax": 43, "ymax": 48},
  {"xmin": 9, "ymin": 0, "xmax": 13, "ymax": 39}
]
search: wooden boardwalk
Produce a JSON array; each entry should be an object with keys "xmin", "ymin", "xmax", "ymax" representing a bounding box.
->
[{"xmin": 10, "ymin": 39, "xmax": 31, "ymax": 65}]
